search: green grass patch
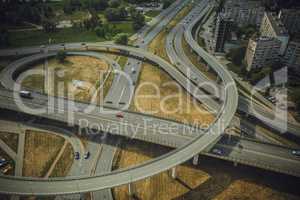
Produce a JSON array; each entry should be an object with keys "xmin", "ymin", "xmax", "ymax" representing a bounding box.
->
[
  {"xmin": 111, "ymin": 21, "xmax": 135, "ymax": 35},
  {"xmin": 117, "ymin": 56, "xmax": 128, "ymax": 70},
  {"xmin": 145, "ymin": 10, "xmax": 161, "ymax": 18},
  {"xmin": 56, "ymin": 10, "xmax": 89, "ymax": 21},
  {"xmin": 8, "ymin": 28, "xmax": 105, "ymax": 47},
  {"xmin": 227, "ymin": 62, "xmax": 242, "ymax": 75},
  {"xmin": 8, "ymin": 21, "xmax": 135, "ymax": 48}
]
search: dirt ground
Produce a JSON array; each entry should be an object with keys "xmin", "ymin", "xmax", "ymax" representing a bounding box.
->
[
  {"xmin": 132, "ymin": 62, "xmax": 214, "ymax": 126},
  {"xmin": 113, "ymin": 140, "xmax": 210, "ymax": 200},
  {"xmin": 21, "ymin": 55, "xmax": 111, "ymax": 103},
  {"xmin": 182, "ymin": 38, "xmax": 218, "ymax": 81},
  {"xmin": 0, "ymin": 132, "xmax": 18, "ymax": 152},
  {"xmin": 23, "ymin": 130, "xmax": 65, "ymax": 177},
  {"xmin": 113, "ymin": 139, "xmax": 300, "ymax": 200},
  {"xmin": 131, "ymin": 3, "xmax": 214, "ymax": 126},
  {"xmin": 50, "ymin": 143, "xmax": 74, "ymax": 177}
]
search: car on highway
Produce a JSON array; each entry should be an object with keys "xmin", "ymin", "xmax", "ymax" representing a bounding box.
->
[
  {"xmin": 84, "ymin": 152, "xmax": 90, "ymax": 159},
  {"xmin": 0, "ymin": 158, "xmax": 7, "ymax": 167},
  {"xmin": 132, "ymin": 67, "xmax": 136, "ymax": 74},
  {"xmin": 212, "ymin": 148, "xmax": 223, "ymax": 156},
  {"xmin": 74, "ymin": 152, "xmax": 80, "ymax": 160},
  {"xmin": 267, "ymin": 96, "xmax": 276, "ymax": 103},
  {"xmin": 19, "ymin": 91, "xmax": 32, "ymax": 99},
  {"xmin": 291, "ymin": 150, "xmax": 300, "ymax": 156},
  {"xmin": 116, "ymin": 113, "xmax": 124, "ymax": 118}
]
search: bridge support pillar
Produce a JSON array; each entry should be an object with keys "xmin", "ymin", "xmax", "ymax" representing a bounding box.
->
[
  {"xmin": 193, "ymin": 154, "xmax": 199, "ymax": 165},
  {"xmin": 171, "ymin": 167, "xmax": 176, "ymax": 179},
  {"xmin": 128, "ymin": 183, "xmax": 136, "ymax": 198},
  {"xmin": 216, "ymin": 76, "xmax": 221, "ymax": 84}
]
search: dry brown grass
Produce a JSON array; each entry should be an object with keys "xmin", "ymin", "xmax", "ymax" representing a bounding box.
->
[
  {"xmin": 21, "ymin": 56, "xmax": 110, "ymax": 103},
  {"xmin": 182, "ymin": 37, "xmax": 217, "ymax": 81},
  {"xmin": 50, "ymin": 143, "xmax": 74, "ymax": 177},
  {"xmin": 130, "ymin": 4, "xmax": 214, "ymax": 126},
  {"xmin": 0, "ymin": 132, "xmax": 18, "ymax": 152},
  {"xmin": 23, "ymin": 130, "xmax": 65, "ymax": 177},
  {"xmin": 214, "ymin": 179, "xmax": 299, "ymax": 200},
  {"xmin": 132, "ymin": 62, "xmax": 214, "ymax": 125},
  {"xmin": 113, "ymin": 140, "xmax": 210, "ymax": 200},
  {"xmin": 113, "ymin": 140, "xmax": 300, "ymax": 200}
]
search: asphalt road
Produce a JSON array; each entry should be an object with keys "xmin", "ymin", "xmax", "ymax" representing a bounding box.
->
[{"xmin": 0, "ymin": 35, "xmax": 238, "ymax": 195}]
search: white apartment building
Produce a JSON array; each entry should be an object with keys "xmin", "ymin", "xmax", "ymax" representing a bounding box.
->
[
  {"xmin": 245, "ymin": 36, "xmax": 281, "ymax": 71},
  {"xmin": 260, "ymin": 12, "xmax": 289, "ymax": 55}
]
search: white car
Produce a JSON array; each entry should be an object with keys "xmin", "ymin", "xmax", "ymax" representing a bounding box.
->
[
  {"xmin": 212, "ymin": 148, "xmax": 223, "ymax": 156},
  {"xmin": 131, "ymin": 67, "xmax": 136, "ymax": 74},
  {"xmin": 19, "ymin": 91, "xmax": 32, "ymax": 99}
]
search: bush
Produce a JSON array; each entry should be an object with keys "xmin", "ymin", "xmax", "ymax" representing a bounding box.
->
[
  {"xmin": 114, "ymin": 33, "xmax": 128, "ymax": 45},
  {"xmin": 56, "ymin": 50, "xmax": 67, "ymax": 63},
  {"xmin": 95, "ymin": 26, "xmax": 105, "ymax": 37},
  {"xmin": 226, "ymin": 47, "xmax": 246, "ymax": 66}
]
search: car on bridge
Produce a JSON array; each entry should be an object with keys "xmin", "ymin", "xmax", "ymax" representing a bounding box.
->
[
  {"xmin": 212, "ymin": 148, "xmax": 223, "ymax": 156},
  {"xmin": 84, "ymin": 152, "xmax": 90, "ymax": 160},
  {"xmin": 0, "ymin": 158, "xmax": 8, "ymax": 167},
  {"xmin": 19, "ymin": 91, "xmax": 32, "ymax": 99},
  {"xmin": 291, "ymin": 150, "xmax": 300, "ymax": 156},
  {"xmin": 74, "ymin": 152, "xmax": 80, "ymax": 160},
  {"xmin": 116, "ymin": 113, "xmax": 124, "ymax": 118}
]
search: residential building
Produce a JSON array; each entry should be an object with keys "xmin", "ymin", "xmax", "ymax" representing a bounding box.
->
[
  {"xmin": 278, "ymin": 9, "xmax": 300, "ymax": 35},
  {"xmin": 260, "ymin": 12, "xmax": 290, "ymax": 55},
  {"xmin": 283, "ymin": 39, "xmax": 300, "ymax": 70},
  {"xmin": 212, "ymin": 13, "xmax": 233, "ymax": 53},
  {"xmin": 245, "ymin": 36, "xmax": 281, "ymax": 71},
  {"xmin": 224, "ymin": 0, "xmax": 265, "ymax": 27}
]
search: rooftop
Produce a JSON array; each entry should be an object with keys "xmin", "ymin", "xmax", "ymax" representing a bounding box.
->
[{"xmin": 265, "ymin": 12, "xmax": 289, "ymax": 36}]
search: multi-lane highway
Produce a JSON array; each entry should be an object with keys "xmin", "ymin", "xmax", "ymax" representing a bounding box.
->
[
  {"xmin": 0, "ymin": 34, "xmax": 238, "ymax": 195},
  {"xmin": 0, "ymin": 0, "xmax": 299, "ymax": 197},
  {"xmin": 103, "ymin": 0, "xmax": 190, "ymax": 109}
]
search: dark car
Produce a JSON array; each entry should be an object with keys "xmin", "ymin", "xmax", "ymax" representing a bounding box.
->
[
  {"xmin": 74, "ymin": 152, "xmax": 80, "ymax": 160},
  {"xmin": 291, "ymin": 150, "xmax": 300, "ymax": 156},
  {"xmin": 20, "ymin": 91, "xmax": 32, "ymax": 99},
  {"xmin": 116, "ymin": 113, "xmax": 124, "ymax": 118},
  {"xmin": 84, "ymin": 152, "xmax": 90, "ymax": 159},
  {"xmin": 0, "ymin": 158, "xmax": 8, "ymax": 167}
]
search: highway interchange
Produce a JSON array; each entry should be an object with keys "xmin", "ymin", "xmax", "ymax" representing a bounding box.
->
[{"xmin": 0, "ymin": 0, "xmax": 299, "ymax": 197}]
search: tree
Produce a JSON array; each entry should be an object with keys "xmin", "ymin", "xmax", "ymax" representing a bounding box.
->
[
  {"xmin": 0, "ymin": 29, "xmax": 9, "ymax": 47},
  {"xmin": 105, "ymin": 7, "xmax": 127, "ymax": 21},
  {"xmin": 114, "ymin": 33, "xmax": 128, "ymax": 45},
  {"xmin": 83, "ymin": 10, "xmax": 102, "ymax": 30},
  {"xmin": 56, "ymin": 50, "xmax": 67, "ymax": 63},
  {"xmin": 109, "ymin": 0, "xmax": 120, "ymax": 8},
  {"xmin": 83, "ymin": 0, "xmax": 109, "ymax": 11},
  {"xmin": 131, "ymin": 11, "xmax": 145, "ymax": 31},
  {"xmin": 226, "ymin": 47, "xmax": 246, "ymax": 66},
  {"xmin": 95, "ymin": 26, "xmax": 105, "ymax": 37},
  {"xmin": 42, "ymin": 18, "xmax": 57, "ymax": 33},
  {"xmin": 162, "ymin": 0, "xmax": 173, "ymax": 9}
]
